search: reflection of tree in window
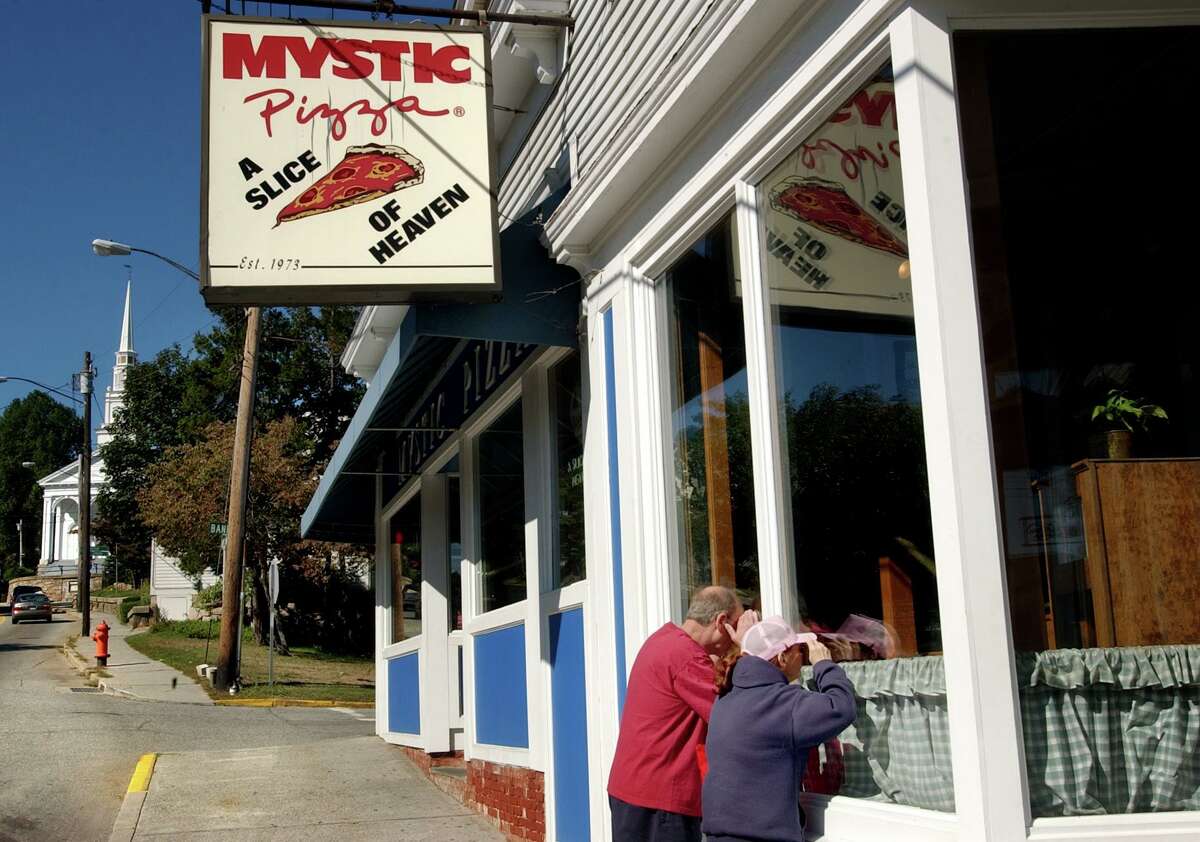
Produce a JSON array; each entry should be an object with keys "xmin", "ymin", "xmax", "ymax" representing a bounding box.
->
[
  {"xmin": 478, "ymin": 401, "xmax": 525, "ymax": 613},
  {"xmin": 390, "ymin": 496, "xmax": 421, "ymax": 642},
  {"xmin": 783, "ymin": 373, "xmax": 938, "ymax": 654},
  {"xmin": 667, "ymin": 216, "xmax": 759, "ymax": 615}
]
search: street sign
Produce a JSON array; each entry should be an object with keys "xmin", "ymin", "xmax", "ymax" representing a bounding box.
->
[
  {"xmin": 209, "ymin": 522, "xmax": 228, "ymax": 537},
  {"xmin": 267, "ymin": 558, "xmax": 281, "ymax": 688}
]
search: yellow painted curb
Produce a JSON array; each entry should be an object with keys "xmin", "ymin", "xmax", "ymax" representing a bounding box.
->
[
  {"xmin": 213, "ymin": 697, "xmax": 374, "ymax": 708},
  {"xmin": 127, "ymin": 754, "xmax": 158, "ymax": 794}
]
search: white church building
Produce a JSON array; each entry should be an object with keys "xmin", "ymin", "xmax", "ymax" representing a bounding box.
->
[
  {"xmin": 35, "ymin": 282, "xmax": 215, "ymax": 617},
  {"xmin": 34, "ymin": 282, "xmax": 136, "ymax": 581}
]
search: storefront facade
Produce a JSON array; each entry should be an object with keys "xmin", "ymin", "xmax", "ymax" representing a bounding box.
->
[{"xmin": 304, "ymin": 1, "xmax": 1200, "ymax": 840}]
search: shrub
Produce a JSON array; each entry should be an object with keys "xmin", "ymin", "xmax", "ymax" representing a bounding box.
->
[
  {"xmin": 117, "ymin": 595, "xmax": 147, "ymax": 624},
  {"xmin": 192, "ymin": 582, "xmax": 222, "ymax": 611}
]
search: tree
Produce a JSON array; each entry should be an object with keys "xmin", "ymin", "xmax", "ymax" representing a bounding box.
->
[
  {"xmin": 0, "ymin": 392, "xmax": 81, "ymax": 580},
  {"xmin": 139, "ymin": 417, "xmax": 318, "ymax": 652},
  {"xmin": 95, "ymin": 346, "xmax": 233, "ymax": 583},
  {"xmin": 95, "ymin": 306, "xmax": 363, "ymax": 583}
]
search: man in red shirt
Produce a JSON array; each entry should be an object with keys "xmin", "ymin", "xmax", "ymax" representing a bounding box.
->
[{"xmin": 608, "ymin": 586, "xmax": 757, "ymax": 841}]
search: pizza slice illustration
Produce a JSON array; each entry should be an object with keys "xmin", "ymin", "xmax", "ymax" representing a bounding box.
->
[
  {"xmin": 276, "ymin": 143, "xmax": 424, "ymax": 226},
  {"xmin": 770, "ymin": 176, "xmax": 906, "ymax": 259}
]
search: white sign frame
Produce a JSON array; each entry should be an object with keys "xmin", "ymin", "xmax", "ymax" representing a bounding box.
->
[{"xmin": 200, "ymin": 15, "xmax": 502, "ymax": 305}]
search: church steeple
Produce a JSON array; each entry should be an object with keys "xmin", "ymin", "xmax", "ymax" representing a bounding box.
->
[
  {"xmin": 97, "ymin": 281, "xmax": 137, "ymax": 447},
  {"xmin": 118, "ymin": 280, "xmax": 134, "ymax": 358}
]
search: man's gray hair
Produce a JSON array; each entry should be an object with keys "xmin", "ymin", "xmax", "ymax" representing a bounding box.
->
[{"xmin": 685, "ymin": 586, "xmax": 738, "ymax": 626}]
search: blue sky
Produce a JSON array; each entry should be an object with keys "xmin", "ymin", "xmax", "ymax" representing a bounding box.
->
[{"xmin": 0, "ymin": 0, "xmax": 451, "ymax": 426}]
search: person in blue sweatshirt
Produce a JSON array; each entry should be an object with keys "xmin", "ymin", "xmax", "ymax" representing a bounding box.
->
[{"xmin": 702, "ymin": 616, "xmax": 857, "ymax": 842}]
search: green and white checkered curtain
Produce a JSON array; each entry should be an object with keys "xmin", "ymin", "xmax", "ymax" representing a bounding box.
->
[
  {"xmin": 800, "ymin": 645, "xmax": 1200, "ymax": 816},
  {"xmin": 800, "ymin": 656, "xmax": 955, "ymax": 812},
  {"xmin": 1016, "ymin": 645, "xmax": 1200, "ymax": 816}
]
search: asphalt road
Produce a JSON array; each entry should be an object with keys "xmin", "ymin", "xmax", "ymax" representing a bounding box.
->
[{"xmin": 0, "ymin": 613, "xmax": 374, "ymax": 842}]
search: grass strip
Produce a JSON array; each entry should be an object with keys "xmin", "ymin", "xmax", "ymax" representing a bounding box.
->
[{"xmin": 126, "ymin": 625, "xmax": 374, "ymax": 703}]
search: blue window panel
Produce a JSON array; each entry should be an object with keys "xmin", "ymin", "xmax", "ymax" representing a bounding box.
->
[
  {"xmin": 387, "ymin": 653, "xmax": 420, "ymax": 735},
  {"xmin": 549, "ymin": 608, "xmax": 591, "ymax": 841},
  {"xmin": 474, "ymin": 624, "xmax": 529, "ymax": 748},
  {"xmin": 603, "ymin": 308, "xmax": 628, "ymax": 712}
]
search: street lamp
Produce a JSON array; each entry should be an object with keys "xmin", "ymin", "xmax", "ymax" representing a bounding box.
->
[
  {"xmin": 91, "ymin": 239, "xmax": 200, "ymax": 282},
  {"xmin": 0, "ymin": 376, "xmax": 83, "ymax": 405}
]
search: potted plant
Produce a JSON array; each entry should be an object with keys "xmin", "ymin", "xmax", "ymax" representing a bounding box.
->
[{"xmin": 1089, "ymin": 389, "xmax": 1168, "ymax": 458}]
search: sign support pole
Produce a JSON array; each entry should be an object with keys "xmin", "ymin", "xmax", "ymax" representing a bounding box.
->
[
  {"xmin": 214, "ymin": 307, "xmax": 261, "ymax": 692},
  {"xmin": 268, "ymin": 558, "xmax": 279, "ymax": 688}
]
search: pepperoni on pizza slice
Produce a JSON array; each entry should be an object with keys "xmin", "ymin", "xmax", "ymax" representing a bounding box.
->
[
  {"xmin": 770, "ymin": 176, "xmax": 906, "ymax": 259},
  {"xmin": 276, "ymin": 144, "xmax": 424, "ymax": 226}
]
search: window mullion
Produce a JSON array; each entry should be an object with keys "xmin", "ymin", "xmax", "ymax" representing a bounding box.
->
[
  {"xmin": 890, "ymin": 8, "xmax": 1028, "ymax": 838},
  {"xmin": 735, "ymin": 180, "xmax": 798, "ymax": 623}
]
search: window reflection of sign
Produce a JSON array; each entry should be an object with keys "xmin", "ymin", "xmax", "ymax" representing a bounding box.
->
[
  {"xmin": 565, "ymin": 454, "xmax": 584, "ymax": 488},
  {"xmin": 760, "ymin": 74, "xmax": 911, "ymax": 318}
]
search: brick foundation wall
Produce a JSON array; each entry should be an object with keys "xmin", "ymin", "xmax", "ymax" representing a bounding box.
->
[{"xmin": 399, "ymin": 747, "xmax": 545, "ymax": 842}]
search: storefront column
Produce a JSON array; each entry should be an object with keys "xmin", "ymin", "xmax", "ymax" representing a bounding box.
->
[
  {"xmin": 373, "ymin": 457, "xmax": 390, "ymax": 739},
  {"xmin": 891, "ymin": 6, "xmax": 1028, "ymax": 839},
  {"xmin": 624, "ymin": 265, "xmax": 680, "ymax": 629},
  {"xmin": 420, "ymin": 474, "xmax": 451, "ymax": 753},
  {"xmin": 521, "ymin": 366, "xmax": 550, "ymax": 773}
]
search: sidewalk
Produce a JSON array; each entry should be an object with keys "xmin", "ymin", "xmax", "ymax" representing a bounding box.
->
[
  {"xmin": 74, "ymin": 612, "xmax": 212, "ymax": 705},
  {"xmin": 112, "ymin": 736, "xmax": 504, "ymax": 841}
]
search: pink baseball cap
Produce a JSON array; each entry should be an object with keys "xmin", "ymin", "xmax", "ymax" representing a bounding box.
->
[{"xmin": 741, "ymin": 616, "xmax": 817, "ymax": 662}]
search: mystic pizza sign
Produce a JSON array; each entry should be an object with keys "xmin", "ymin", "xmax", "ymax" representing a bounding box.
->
[{"xmin": 201, "ymin": 16, "xmax": 499, "ymax": 304}]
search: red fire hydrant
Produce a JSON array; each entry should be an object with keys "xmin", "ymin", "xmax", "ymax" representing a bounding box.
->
[{"xmin": 92, "ymin": 621, "xmax": 110, "ymax": 667}]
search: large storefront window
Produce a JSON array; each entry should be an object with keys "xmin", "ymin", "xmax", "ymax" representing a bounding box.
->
[
  {"xmin": 666, "ymin": 216, "xmax": 759, "ymax": 617},
  {"xmin": 478, "ymin": 400, "xmax": 526, "ymax": 613},
  {"xmin": 759, "ymin": 65, "xmax": 954, "ymax": 812},
  {"xmin": 389, "ymin": 494, "xmax": 421, "ymax": 643},
  {"xmin": 551, "ymin": 353, "xmax": 586, "ymax": 588},
  {"xmin": 957, "ymin": 28, "xmax": 1200, "ymax": 817}
]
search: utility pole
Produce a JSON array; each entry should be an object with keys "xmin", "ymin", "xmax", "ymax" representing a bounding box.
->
[
  {"xmin": 78, "ymin": 352, "xmax": 93, "ymax": 635},
  {"xmin": 17, "ymin": 520, "xmax": 23, "ymax": 568},
  {"xmin": 214, "ymin": 308, "xmax": 261, "ymax": 692}
]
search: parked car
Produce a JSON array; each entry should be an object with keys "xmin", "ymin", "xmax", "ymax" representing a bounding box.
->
[
  {"xmin": 11, "ymin": 592, "xmax": 53, "ymax": 624},
  {"xmin": 9, "ymin": 585, "xmax": 44, "ymax": 603}
]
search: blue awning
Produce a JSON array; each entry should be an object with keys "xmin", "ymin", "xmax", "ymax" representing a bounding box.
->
[{"xmin": 301, "ymin": 194, "xmax": 579, "ymax": 543}]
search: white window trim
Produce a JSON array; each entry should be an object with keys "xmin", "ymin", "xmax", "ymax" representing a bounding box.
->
[
  {"xmin": 381, "ymin": 480, "xmax": 423, "ymax": 660},
  {"xmin": 802, "ymin": 793, "xmax": 959, "ymax": 842},
  {"xmin": 582, "ymin": 293, "xmax": 624, "ymax": 842},
  {"xmin": 465, "ymin": 600, "xmax": 526, "ymax": 636},
  {"xmin": 374, "ymin": 460, "xmax": 390, "ymax": 741},
  {"xmin": 381, "ymin": 637, "xmax": 421, "ymax": 661},
  {"xmin": 1027, "ymin": 811, "xmax": 1200, "ymax": 841},
  {"xmin": 465, "ymin": 601, "xmax": 533, "ymax": 765},
  {"xmin": 418, "ymin": 473, "xmax": 451, "ymax": 753}
]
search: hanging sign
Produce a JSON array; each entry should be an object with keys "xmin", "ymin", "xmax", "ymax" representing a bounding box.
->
[
  {"xmin": 759, "ymin": 72, "xmax": 911, "ymax": 317},
  {"xmin": 201, "ymin": 16, "xmax": 500, "ymax": 305}
]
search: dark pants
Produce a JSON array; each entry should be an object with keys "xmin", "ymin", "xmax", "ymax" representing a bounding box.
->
[{"xmin": 609, "ymin": 795, "xmax": 702, "ymax": 842}]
